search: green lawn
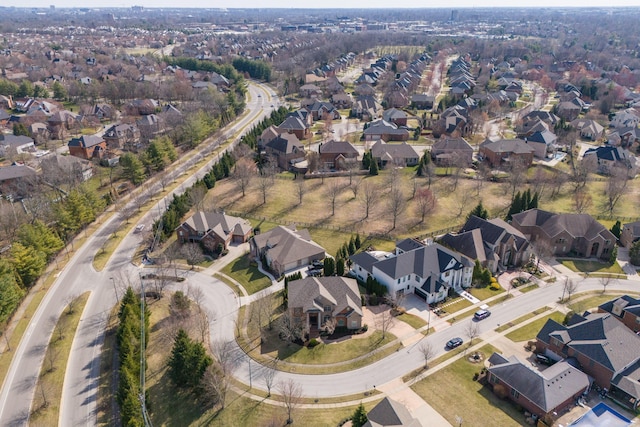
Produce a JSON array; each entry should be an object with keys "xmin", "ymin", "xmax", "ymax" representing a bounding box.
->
[
  {"xmin": 495, "ymin": 307, "xmax": 550, "ymax": 333},
  {"xmin": 411, "ymin": 344, "xmax": 524, "ymax": 427},
  {"xmin": 469, "ymin": 286, "xmax": 505, "ymax": 301},
  {"xmin": 396, "ymin": 312, "xmax": 427, "ymax": 329},
  {"xmin": 519, "ymin": 284, "xmax": 539, "ymax": 293},
  {"xmin": 505, "ymin": 312, "xmax": 565, "ymax": 342},
  {"xmin": 568, "ymin": 293, "xmax": 628, "ymax": 314},
  {"xmin": 220, "ymin": 254, "xmax": 272, "ymax": 295},
  {"xmin": 559, "ymin": 259, "xmax": 624, "ymax": 275},
  {"xmin": 439, "ymin": 297, "xmax": 472, "ymax": 315}
]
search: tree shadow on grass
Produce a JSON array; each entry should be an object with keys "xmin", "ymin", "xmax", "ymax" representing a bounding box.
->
[
  {"xmin": 148, "ymin": 370, "xmax": 203, "ymax": 427},
  {"xmin": 477, "ymin": 385, "xmax": 526, "ymax": 426}
]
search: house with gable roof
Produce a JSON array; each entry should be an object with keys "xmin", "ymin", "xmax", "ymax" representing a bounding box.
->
[
  {"xmin": 318, "ymin": 140, "xmax": 359, "ymax": 170},
  {"xmin": 571, "ymin": 118, "xmax": 604, "ymax": 141},
  {"xmin": 264, "ymin": 133, "xmax": 305, "ymax": 170},
  {"xmin": 487, "ymin": 354, "xmax": 590, "ymax": 420},
  {"xmin": 620, "ymin": 220, "xmax": 640, "ymax": 248},
  {"xmin": 370, "ymin": 140, "xmax": 419, "ymax": 168},
  {"xmin": 536, "ymin": 312, "xmax": 640, "ymax": 411},
  {"xmin": 583, "ymin": 146, "xmax": 636, "ymax": 175},
  {"xmin": 598, "ymin": 295, "xmax": 640, "ymax": 334},
  {"xmin": 250, "ymin": 226, "xmax": 325, "ymax": 276},
  {"xmin": 524, "ymin": 129, "xmax": 557, "ymax": 159},
  {"xmin": 288, "ymin": 276, "xmax": 362, "ymax": 332},
  {"xmin": 277, "ymin": 115, "xmax": 311, "ymax": 140},
  {"xmin": 349, "ymin": 238, "xmax": 473, "ymax": 304},
  {"xmin": 440, "ymin": 215, "xmax": 531, "ymax": 274},
  {"xmin": 479, "ymin": 138, "xmax": 535, "ymax": 168},
  {"xmin": 68, "ymin": 135, "xmax": 106, "ymax": 160},
  {"xmin": 362, "ymin": 397, "xmax": 421, "ymax": 427},
  {"xmin": 430, "ymin": 136, "xmax": 474, "ymax": 166},
  {"xmin": 511, "ymin": 208, "xmax": 615, "ymax": 260},
  {"xmin": 176, "ymin": 211, "xmax": 253, "ymax": 252}
]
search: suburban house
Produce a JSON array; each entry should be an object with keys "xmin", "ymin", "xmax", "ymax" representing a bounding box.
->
[
  {"xmin": 516, "ymin": 117, "xmax": 550, "ymax": 139},
  {"xmin": 363, "ymin": 119, "xmax": 410, "ymax": 142},
  {"xmin": 306, "ymin": 101, "xmax": 340, "ymax": 121},
  {"xmin": 103, "ymin": 123, "xmax": 141, "ymax": 151},
  {"xmin": 525, "ymin": 130, "xmax": 557, "ymax": 159},
  {"xmin": 286, "ymin": 109, "xmax": 312, "ymax": 128},
  {"xmin": 68, "ymin": 135, "xmax": 106, "ymax": 160},
  {"xmin": 556, "ymin": 101, "xmax": 581, "ymax": 121},
  {"xmin": 257, "ymin": 125, "xmax": 281, "ymax": 150},
  {"xmin": 362, "ymin": 397, "xmax": 420, "ymax": 427},
  {"xmin": 582, "ymin": 146, "xmax": 636, "ymax": 175},
  {"xmin": 176, "ymin": 211, "xmax": 253, "ymax": 252},
  {"xmin": 288, "ymin": 276, "xmax": 362, "ymax": 332},
  {"xmin": 349, "ymin": 238, "xmax": 474, "ymax": 304},
  {"xmin": 0, "ymin": 134, "xmax": 35, "ymax": 157},
  {"xmin": 598, "ymin": 295, "xmax": 640, "ymax": 333},
  {"xmin": 536, "ymin": 312, "xmax": 640, "ymax": 411},
  {"xmin": 0, "ymin": 164, "xmax": 37, "ymax": 197},
  {"xmin": 571, "ymin": 118, "xmax": 604, "ymax": 141},
  {"xmin": 331, "ymin": 93, "xmax": 352, "ymax": 109},
  {"xmin": 277, "ymin": 115, "xmax": 311, "ymax": 140},
  {"xmin": 370, "ymin": 140, "xmax": 419, "ymax": 168},
  {"xmin": 479, "ymin": 138, "xmax": 535, "ymax": 168},
  {"xmin": 620, "ymin": 220, "xmax": 640, "ymax": 247},
  {"xmin": 608, "ymin": 127, "xmax": 640, "ymax": 149},
  {"xmin": 250, "ymin": 226, "xmax": 325, "ymax": 276},
  {"xmin": 351, "ymin": 95, "xmax": 383, "ymax": 121},
  {"xmin": 382, "ymin": 108, "xmax": 408, "ymax": 127},
  {"xmin": 264, "ymin": 133, "xmax": 306, "ymax": 170},
  {"xmin": 610, "ymin": 109, "xmax": 640, "ymax": 129},
  {"xmin": 136, "ymin": 114, "xmax": 163, "ymax": 141},
  {"xmin": 411, "ymin": 94, "xmax": 435, "ymax": 110},
  {"xmin": 40, "ymin": 154, "xmax": 93, "ymax": 183},
  {"xmin": 522, "ymin": 110, "xmax": 560, "ymax": 128},
  {"xmin": 430, "ymin": 137, "xmax": 474, "ymax": 166},
  {"xmin": 318, "ymin": 140, "xmax": 359, "ymax": 170},
  {"xmin": 487, "ymin": 353, "xmax": 590, "ymax": 421},
  {"xmin": 511, "ymin": 209, "xmax": 615, "ymax": 260},
  {"xmin": 440, "ymin": 215, "xmax": 531, "ymax": 274}
]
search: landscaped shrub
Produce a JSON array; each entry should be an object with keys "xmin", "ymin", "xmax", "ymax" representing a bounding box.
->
[{"xmin": 308, "ymin": 338, "xmax": 320, "ymax": 348}]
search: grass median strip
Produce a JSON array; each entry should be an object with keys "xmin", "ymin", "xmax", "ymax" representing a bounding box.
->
[
  {"xmin": 495, "ymin": 307, "xmax": 550, "ymax": 333},
  {"xmin": 505, "ymin": 311, "xmax": 564, "ymax": 343},
  {"xmin": 30, "ymin": 292, "xmax": 90, "ymax": 426}
]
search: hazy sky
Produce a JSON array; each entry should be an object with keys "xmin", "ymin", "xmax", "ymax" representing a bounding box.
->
[{"xmin": 4, "ymin": 1, "xmax": 640, "ymax": 9}]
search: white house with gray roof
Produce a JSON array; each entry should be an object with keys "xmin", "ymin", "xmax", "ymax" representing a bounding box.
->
[{"xmin": 350, "ymin": 238, "xmax": 473, "ymax": 304}]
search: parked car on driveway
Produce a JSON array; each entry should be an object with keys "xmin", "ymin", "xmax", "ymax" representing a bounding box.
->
[{"xmin": 446, "ymin": 337, "xmax": 463, "ymax": 349}]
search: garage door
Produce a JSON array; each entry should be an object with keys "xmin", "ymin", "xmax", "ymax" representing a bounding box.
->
[{"xmin": 414, "ymin": 287, "xmax": 427, "ymax": 301}]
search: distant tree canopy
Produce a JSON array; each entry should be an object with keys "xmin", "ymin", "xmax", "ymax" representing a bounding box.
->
[
  {"xmin": 163, "ymin": 56, "xmax": 242, "ymax": 82},
  {"xmin": 232, "ymin": 58, "xmax": 272, "ymax": 81}
]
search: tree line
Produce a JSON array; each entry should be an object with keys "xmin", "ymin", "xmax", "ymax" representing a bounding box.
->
[
  {"xmin": 116, "ymin": 288, "xmax": 149, "ymax": 427},
  {"xmin": 232, "ymin": 57, "xmax": 272, "ymax": 81}
]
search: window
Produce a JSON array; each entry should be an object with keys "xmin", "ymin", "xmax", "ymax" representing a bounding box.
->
[
  {"xmin": 490, "ymin": 374, "xmax": 499, "ymax": 384},
  {"xmin": 603, "ymin": 248, "xmax": 610, "ymax": 255},
  {"xmin": 444, "ymin": 271, "xmax": 450, "ymax": 278},
  {"xmin": 323, "ymin": 315, "xmax": 330, "ymax": 323},
  {"xmin": 407, "ymin": 285, "xmax": 410, "ymax": 290},
  {"xmin": 397, "ymin": 279, "xmax": 401, "ymax": 284},
  {"xmin": 556, "ymin": 238, "xmax": 566, "ymax": 244},
  {"xmin": 337, "ymin": 319, "xmax": 345, "ymax": 326},
  {"xmin": 351, "ymin": 320, "xmax": 358, "ymax": 328},
  {"xmin": 510, "ymin": 389, "xmax": 520, "ymax": 399},
  {"xmin": 324, "ymin": 305, "xmax": 331, "ymax": 312},
  {"xmin": 635, "ymin": 317, "xmax": 640, "ymax": 324}
]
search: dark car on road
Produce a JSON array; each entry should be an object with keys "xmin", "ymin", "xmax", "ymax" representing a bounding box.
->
[{"xmin": 446, "ymin": 337, "xmax": 463, "ymax": 349}]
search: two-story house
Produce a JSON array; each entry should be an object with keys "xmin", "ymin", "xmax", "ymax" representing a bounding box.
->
[
  {"xmin": 176, "ymin": 211, "xmax": 253, "ymax": 253},
  {"xmin": 598, "ymin": 295, "xmax": 640, "ymax": 333},
  {"xmin": 349, "ymin": 238, "xmax": 474, "ymax": 304}
]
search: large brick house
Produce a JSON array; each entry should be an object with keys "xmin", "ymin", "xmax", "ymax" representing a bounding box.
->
[
  {"xmin": 176, "ymin": 211, "xmax": 253, "ymax": 252},
  {"xmin": 264, "ymin": 133, "xmax": 306, "ymax": 170},
  {"xmin": 479, "ymin": 138, "xmax": 535, "ymax": 168},
  {"xmin": 511, "ymin": 209, "xmax": 615, "ymax": 260},
  {"xmin": 440, "ymin": 215, "xmax": 531, "ymax": 274},
  {"xmin": 318, "ymin": 140, "xmax": 359, "ymax": 170},
  {"xmin": 487, "ymin": 353, "xmax": 589, "ymax": 421},
  {"xmin": 68, "ymin": 135, "xmax": 106, "ymax": 160},
  {"xmin": 620, "ymin": 220, "xmax": 640, "ymax": 247},
  {"xmin": 288, "ymin": 276, "xmax": 362, "ymax": 332},
  {"xmin": 598, "ymin": 295, "xmax": 640, "ymax": 334},
  {"xmin": 536, "ymin": 312, "xmax": 640, "ymax": 411}
]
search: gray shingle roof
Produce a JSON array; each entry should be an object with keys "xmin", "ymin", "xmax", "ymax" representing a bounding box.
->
[
  {"xmin": 181, "ymin": 211, "xmax": 252, "ymax": 240},
  {"xmin": 373, "ymin": 243, "xmax": 472, "ymax": 280},
  {"xmin": 288, "ymin": 276, "xmax": 362, "ymax": 318},
  {"xmin": 252, "ymin": 226, "xmax": 325, "ymax": 268},
  {"xmin": 488, "ymin": 356, "xmax": 589, "ymax": 413},
  {"xmin": 363, "ymin": 397, "xmax": 421, "ymax": 427}
]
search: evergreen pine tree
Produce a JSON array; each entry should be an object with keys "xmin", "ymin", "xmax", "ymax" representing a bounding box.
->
[
  {"xmin": 354, "ymin": 234, "xmax": 362, "ymax": 250},
  {"xmin": 610, "ymin": 220, "xmax": 622, "ymax": 239},
  {"xmin": 369, "ymin": 158, "xmax": 379, "ymax": 176},
  {"xmin": 352, "ymin": 403, "xmax": 368, "ymax": 427},
  {"xmin": 529, "ymin": 191, "xmax": 539, "ymax": 209}
]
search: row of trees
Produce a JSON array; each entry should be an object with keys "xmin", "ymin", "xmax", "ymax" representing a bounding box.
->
[
  {"xmin": 116, "ymin": 288, "xmax": 149, "ymax": 427},
  {"xmin": 232, "ymin": 57, "xmax": 272, "ymax": 81}
]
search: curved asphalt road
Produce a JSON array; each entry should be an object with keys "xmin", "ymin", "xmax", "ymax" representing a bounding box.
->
[{"xmin": 0, "ymin": 81, "xmax": 277, "ymax": 427}]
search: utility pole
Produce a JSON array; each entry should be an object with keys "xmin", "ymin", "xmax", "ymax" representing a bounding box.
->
[{"xmin": 110, "ymin": 277, "xmax": 119, "ymax": 305}]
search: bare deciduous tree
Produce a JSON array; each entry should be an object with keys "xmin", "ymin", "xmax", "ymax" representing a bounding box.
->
[
  {"xmin": 376, "ymin": 308, "xmax": 396, "ymax": 340},
  {"xmin": 562, "ymin": 278, "xmax": 578, "ymax": 302},
  {"xmin": 419, "ymin": 342, "xmax": 435, "ymax": 369},
  {"xmin": 257, "ymin": 173, "xmax": 272, "ymax": 205},
  {"xmin": 573, "ymin": 190, "xmax": 593, "ymax": 214},
  {"xmin": 262, "ymin": 359, "xmax": 279, "ymax": 397},
  {"xmin": 278, "ymin": 378, "xmax": 303, "ymax": 425},
  {"xmin": 181, "ymin": 243, "xmax": 204, "ymax": 270},
  {"xmin": 415, "ymin": 187, "xmax": 437, "ymax": 223},
  {"xmin": 188, "ymin": 184, "xmax": 207, "ymax": 211},
  {"xmin": 465, "ymin": 321, "xmax": 479, "ymax": 347},
  {"xmin": 45, "ymin": 344, "xmax": 61, "ymax": 373},
  {"xmin": 387, "ymin": 187, "xmax": 406, "ymax": 230},
  {"xmin": 277, "ymin": 312, "xmax": 306, "ymax": 343},
  {"xmin": 232, "ymin": 157, "xmax": 256, "ymax": 197},
  {"xmin": 600, "ymin": 275, "xmax": 613, "ymax": 294},
  {"xmin": 360, "ymin": 180, "xmax": 380, "ymax": 219},
  {"xmin": 326, "ymin": 179, "xmax": 344, "ymax": 216},
  {"xmin": 603, "ymin": 167, "xmax": 630, "ymax": 217},
  {"xmin": 295, "ymin": 179, "xmax": 306, "ymax": 205}
]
